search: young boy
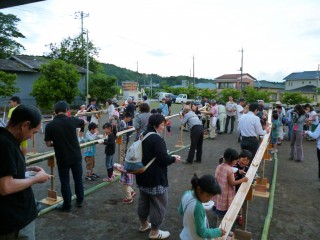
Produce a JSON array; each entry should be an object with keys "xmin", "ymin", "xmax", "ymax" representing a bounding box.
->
[
  {"xmin": 84, "ymin": 122, "xmax": 100, "ymax": 180},
  {"xmin": 233, "ymin": 149, "xmax": 252, "ymax": 226},
  {"xmin": 271, "ymin": 111, "xmax": 280, "ymax": 153},
  {"xmin": 117, "ymin": 112, "xmax": 136, "ymax": 203}
]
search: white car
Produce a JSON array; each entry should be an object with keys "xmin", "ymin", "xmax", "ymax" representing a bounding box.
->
[{"xmin": 175, "ymin": 94, "xmax": 188, "ymax": 104}]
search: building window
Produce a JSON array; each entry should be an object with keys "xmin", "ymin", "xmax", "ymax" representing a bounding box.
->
[
  {"xmin": 302, "ymin": 81, "xmax": 304, "ymax": 84},
  {"xmin": 309, "ymin": 81, "xmax": 311, "ymax": 84},
  {"xmin": 219, "ymin": 82, "xmax": 235, "ymax": 89}
]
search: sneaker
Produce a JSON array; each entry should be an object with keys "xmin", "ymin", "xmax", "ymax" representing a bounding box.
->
[
  {"xmin": 76, "ymin": 201, "xmax": 83, "ymax": 208},
  {"xmin": 56, "ymin": 205, "xmax": 71, "ymax": 213},
  {"xmin": 123, "ymin": 198, "xmax": 133, "ymax": 204},
  {"xmin": 91, "ymin": 173, "xmax": 100, "ymax": 178},
  {"xmin": 85, "ymin": 176, "xmax": 95, "ymax": 181},
  {"xmin": 149, "ymin": 230, "xmax": 170, "ymax": 239},
  {"xmin": 182, "ymin": 160, "xmax": 192, "ymax": 164}
]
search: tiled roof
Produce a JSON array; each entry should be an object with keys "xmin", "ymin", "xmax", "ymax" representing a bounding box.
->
[
  {"xmin": 283, "ymin": 71, "xmax": 320, "ymax": 81},
  {"xmin": 3, "ymin": 55, "xmax": 87, "ymax": 74},
  {"xmin": 0, "ymin": 59, "xmax": 37, "ymax": 72},
  {"xmin": 10, "ymin": 55, "xmax": 52, "ymax": 69},
  {"xmin": 285, "ymin": 85, "xmax": 317, "ymax": 93},
  {"xmin": 215, "ymin": 73, "xmax": 256, "ymax": 80},
  {"xmin": 254, "ymin": 80, "xmax": 285, "ymax": 89}
]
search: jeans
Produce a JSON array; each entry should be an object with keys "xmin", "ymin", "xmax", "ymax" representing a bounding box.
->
[
  {"xmin": 225, "ymin": 115, "xmax": 235, "ymax": 133},
  {"xmin": 0, "ymin": 221, "xmax": 35, "ymax": 240},
  {"xmin": 105, "ymin": 154, "xmax": 114, "ymax": 169},
  {"xmin": 58, "ymin": 161, "xmax": 84, "ymax": 209}
]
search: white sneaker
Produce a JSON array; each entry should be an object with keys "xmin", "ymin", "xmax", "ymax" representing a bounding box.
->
[{"xmin": 149, "ymin": 230, "xmax": 170, "ymax": 239}]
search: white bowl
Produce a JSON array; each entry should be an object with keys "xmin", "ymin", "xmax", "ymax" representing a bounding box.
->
[
  {"xmin": 25, "ymin": 171, "xmax": 37, "ymax": 178},
  {"xmin": 203, "ymin": 200, "xmax": 214, "ymax": 210}
]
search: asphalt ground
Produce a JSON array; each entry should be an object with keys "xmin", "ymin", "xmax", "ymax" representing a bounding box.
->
[{"xmin": 25, "ymin": 103, "xmax": 320, "ymax": 240}]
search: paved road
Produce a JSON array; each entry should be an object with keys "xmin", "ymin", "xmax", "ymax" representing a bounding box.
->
[{"xmin": 27, "ymin": 111, "xmax": 320, "ymax": 240}]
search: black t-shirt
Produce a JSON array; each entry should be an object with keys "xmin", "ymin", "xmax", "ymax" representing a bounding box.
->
[
  {"xmin": 166, "ymin": 100, "xmax": 172, "ymax": 108},
  {"xmin": 44, "ymin": 114, "xmax": 84, "ymax": 167},
  {"xmin": 0, "ymin": 128, "xmax": 37, "ymax": 234},
  {"xmin": 125, "ymin": 103, "xmax": 135, "ymax": 119}
]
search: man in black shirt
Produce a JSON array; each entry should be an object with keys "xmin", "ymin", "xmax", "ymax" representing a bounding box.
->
[
  {"xmin": 0, "ymin": 105, "xmax": 50, "ymax": 238},
  {"xmin": 45, "ymin": 101, "xmax": 85, "ymax": 212}
]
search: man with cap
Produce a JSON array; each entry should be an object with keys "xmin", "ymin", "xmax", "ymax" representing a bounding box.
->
[
  {"xmin": 45, "ymin": 101, "xmax": 85, "ymax": 212},
  {"xmin": 181, "ymin": 105, "xmax": 204, "ymax": 164}
]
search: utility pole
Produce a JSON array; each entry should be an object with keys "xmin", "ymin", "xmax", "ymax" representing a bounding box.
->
[
  {"xmin": 193, "ymin": 55, "xmax": 195, "ymax": 87},
  {"xmin": 239, "ymin": 48, "xmax": 244, "ymax": 90},
  {"xmin": 317, "ymin": 64, "xmax": 320, "ymax": 104},
  {"xmin": 75, "ymin": 11, "xmax": 89, "ymax": 104}
]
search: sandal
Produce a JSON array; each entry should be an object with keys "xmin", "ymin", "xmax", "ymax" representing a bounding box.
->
[
  {"xmin": 149, "ymin": 230, "xmax": 170, "ymax": 239},
  {"xmin": 139, "ymin": 223, "xmax": 151, "ymax": 232}
]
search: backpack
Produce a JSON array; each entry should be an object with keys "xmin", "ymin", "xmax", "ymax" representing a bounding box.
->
[{"xmin": 124, "ymin": 132, "xmax": 156, "ymax": 174}]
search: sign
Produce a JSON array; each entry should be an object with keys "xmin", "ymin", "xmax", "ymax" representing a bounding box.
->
[{"xmin": 122, "ymin": 82, "xmax": 138, "ymax": 91}]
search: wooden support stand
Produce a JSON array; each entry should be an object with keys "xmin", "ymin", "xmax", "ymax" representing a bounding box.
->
[
  {"xmin": 253, "ymin": 177, "xmax": 270, "ymax": 198},
  {"xmin": 40, "ymin": 156, "xmax": 63, "ymax": 205},
  {"xmin": 263, "ymin": 142, "xmax": 273, "ymax": 161},
  {"xmin": 233, "ymin": 229, "xmax": 252, "ymax": 240},
  {"xmin": 175, "ymin": 125, "xmax": 185, "ymax": 148}
]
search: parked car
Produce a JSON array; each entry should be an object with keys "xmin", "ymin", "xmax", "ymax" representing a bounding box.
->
[
  {"xmin": 175, "ymin": 94, "xmax": 194, "ymax": 104},
  {"xmin": 168, "ymin": 94, "xmax": 177, "ymax": 103}
]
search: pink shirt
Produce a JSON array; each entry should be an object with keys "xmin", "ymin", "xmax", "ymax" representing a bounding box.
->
[
  {"xmin": 211, "ymin": 105, "xmax": 218, "ymax": 117},
  {"xmin": 213, "ymin": 163, "xmax": 235, "ymax": 211}
]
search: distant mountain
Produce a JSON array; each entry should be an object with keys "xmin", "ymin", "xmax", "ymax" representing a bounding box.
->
[{"xmin": 102, "ymin": 63, "xmax": 214, "ymax": 87}]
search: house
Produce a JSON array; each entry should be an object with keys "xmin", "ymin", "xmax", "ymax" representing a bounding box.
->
[
  {"xmin": 254, "ymin": 80, "xmax": 285, "ymax": 101},
  {"xmin": 0, "ymin": 55, "xmax": 87, "ymax": 107},
  {"xmin": 283, "ymin": 71, "xmax": 320, "ymax": 104},
  {"xmin": 215, "ymin": 73, "xmax": 256, "ymax": 91}
]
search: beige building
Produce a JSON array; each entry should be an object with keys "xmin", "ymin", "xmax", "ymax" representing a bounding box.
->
[{"xmin": 215, "ymin": 73, "xmax": 256, "ymax": 91}]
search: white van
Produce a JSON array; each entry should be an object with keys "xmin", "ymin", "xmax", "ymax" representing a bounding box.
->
[
  {"xmin": 175, "ymin": 94, "xmax": 188, "ymax": 103},
  {"xmin": 158, "ymin": 92, "xmax": 172, "ymax": 102}
]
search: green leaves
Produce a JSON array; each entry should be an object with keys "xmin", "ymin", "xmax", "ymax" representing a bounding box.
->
[
  {"xmin": 30, "ymin": 59, "xmax": 80, "ymax": 109},
  {"xmin": 0, "ymin": 13, "xmax": 25, "ymax": 59},
  {"xmin": 0, "ymin": 71, "xmax": 19, "ymax": 97}
]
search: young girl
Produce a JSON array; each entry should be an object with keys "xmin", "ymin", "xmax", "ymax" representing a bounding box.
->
[
  {"xmin": 90, "ymin": 106, "xmax": 100, "ymax": 126},
  {"xmin": 101, "ymin": 123, "xmax": 116, "ymax": 182},
  {"xmin": 166, "ymin": 118, "xmax": 172, "ymax": 136},
  {"xmin": 84, "ymin": 122, "xmax": 100, "ymax": 181},
  {"xmin": 271, "ymin": 111, "xmax": 280, "ymax": 153},
  {"xmin": 213, "ymin": 148, "xmax": 248, "ymax": 226},
  {"xmin": 114, "ymin": 112, "xmax": 136, "ymax": 204},
  {"xmin": 179, "ymin": 174, "xmax": 225, "ymax": 239}
]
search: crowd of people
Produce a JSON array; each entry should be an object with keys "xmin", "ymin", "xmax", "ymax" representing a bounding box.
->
[{"xmin": 1, "ymin": 94, "xmax": 320, "ymax": 240}]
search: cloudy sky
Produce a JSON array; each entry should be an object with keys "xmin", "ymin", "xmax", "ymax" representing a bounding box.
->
[{"xmin": 2, "ymin": 0, "xmax": 320, "ymax": 81}]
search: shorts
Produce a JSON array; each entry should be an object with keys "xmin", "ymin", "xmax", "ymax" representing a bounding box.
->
[
  {"xmin": 270, "ymin": 137, "xmax": 278, "ymax": 144},
  {"xmin": 85, "ymin": 156, "xmax": 95, "ymax": 171}
]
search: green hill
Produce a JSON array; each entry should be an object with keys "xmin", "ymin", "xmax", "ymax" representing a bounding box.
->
[{"xmin": 102, "ymin": 63, "xmax": 214, "ymax": 88}]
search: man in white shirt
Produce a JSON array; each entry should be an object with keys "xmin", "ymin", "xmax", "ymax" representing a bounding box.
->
[
  {"xmin": 237, "ymin": 99, "xmax": 246, "ymax": 121},
  {"xmin": 224, "ymin": 96, "xmax": 237, "ymax": 134},
  {"xmin": 238, "ymin": 103, "xmax": 270, "ymax": 161}
]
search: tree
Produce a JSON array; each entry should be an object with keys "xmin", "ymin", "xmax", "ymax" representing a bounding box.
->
[
  {"xmin": 31, "ymin": 59, "xmax": 80, "ymax": 109},
  {"xmin": 0, "ymin": 71, "xmax": 19, "ymax": 97},
  {"xmin": 243, "ymin": 86, "xmax": 271, "ymax": 103},
  {"xmin": 281, "ymin": 92, "xmax": 311, "ymax": 105},
  {"xmin": 45, "ymin": 33, "xmax": 100, "ymax": 73},
  {"xmin": 89, "ymin": 72, "xmax": 119, "ymax": 103},
  {"xmin": 219, "ymin": 88, "xmax": 242, "ymax": 103},
  {"xmin": 198, "ymin": 88, "xmax": 218, "ymax": 100},
  {"xmin": 0, "ymin": 13, "xmax": 25, "ymax": 59}
]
